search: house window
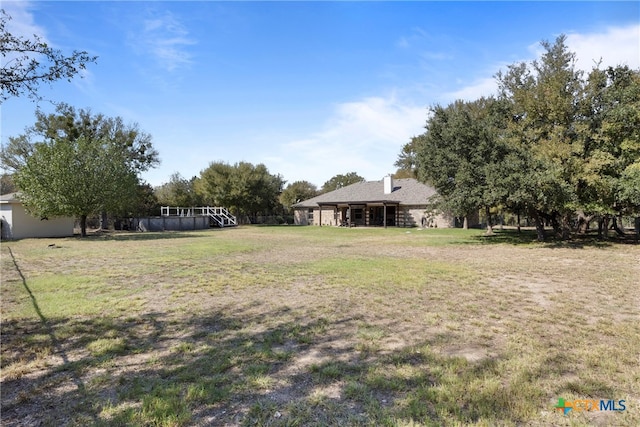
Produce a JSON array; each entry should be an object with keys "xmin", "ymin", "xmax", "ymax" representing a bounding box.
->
[{"xmin": 308, "ymin": 209, "xmax": 314, "ymax": 222}]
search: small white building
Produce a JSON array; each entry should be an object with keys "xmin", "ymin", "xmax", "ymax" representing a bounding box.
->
[{"xmin": 0, "ymin": 193, "xmax": 75, "ymax": 240}]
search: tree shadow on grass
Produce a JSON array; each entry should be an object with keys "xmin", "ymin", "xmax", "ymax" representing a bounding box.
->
[
  {"xmin": 468, "ymin": 229, "xmax": 622, "ymax": 248},
  {"xmin": 1, "ymin": 240, "xmax": 631, "ymax": 426},
  {"xmin": 78, "ymin": 229, "xmax": 220, "ymax": 242},
  {"xmin": 1, "ymin": 297, "xmax": 591, "ymax": 427}
]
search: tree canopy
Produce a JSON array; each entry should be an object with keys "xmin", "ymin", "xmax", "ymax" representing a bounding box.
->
[
  {"xmin": 1, "ymin": 103, "xmax": 159, "ymax": 175},
  {"xmin": 415, "ymin": 97, "xmax": 510, "ymax": 231},
  {"xmin": 0, "ymin": 9, "xmax": 97, "ymax": 103},
  {"xmin": 10, "ymin": 106, "xmax": 159, "ymax": 236},
  {"xmin": 321, "ymin": 172, "xmax": 364, "ymax": 193},
  {"xmin": 406, "ymin": 35, "xmax": 640, "ymax": 240},
  {"xmin": 155, "ymin": 172, "xmax": 202, "ymax": 207},
  {"xmin": 280, "ymin": 180, "xmax": 318, "ymax": 211},
  {"xmin": 15, "ymin": 136, "xmax": 139, "ymax": 237},
  {"xmin": 196, "ymin": 161, "xmax": 284, "ymax": 219}
]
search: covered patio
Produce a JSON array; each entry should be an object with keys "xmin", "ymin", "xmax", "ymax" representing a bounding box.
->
[{"xmin": 317, "ymin": 202, "xmax": 399, "ymax": 228}]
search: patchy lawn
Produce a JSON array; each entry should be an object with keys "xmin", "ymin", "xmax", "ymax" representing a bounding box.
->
[{"xmin": 1, "ymin": 226, "xmax": 639, "ymax": 426}]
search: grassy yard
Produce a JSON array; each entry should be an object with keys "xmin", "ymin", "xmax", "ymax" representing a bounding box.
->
[{"xmin": 1, "ymin": 226, "xmax": 639, "ymax": 426}]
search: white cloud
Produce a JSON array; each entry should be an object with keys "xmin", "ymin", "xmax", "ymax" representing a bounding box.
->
[
  {"xmin": 130, "ymin": 11, "xmax": 196, "ymax": 72},
  {"xmin": 269, "ymin": 95, "xmax": 426, "ymax": 187},
  {"xmin": 443, "ymin": 76, "xmax": 499, "ymax": 103},
  {"xmin": 444, "ymin": 24, "xmax": 640, "ymax": 103},
  {"xmin": 566, "ymin": 24, "xmax": 640, "ymax": 71}
]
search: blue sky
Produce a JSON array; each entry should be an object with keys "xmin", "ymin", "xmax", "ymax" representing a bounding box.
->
[{"xmin": 2, "ymin": 1, "xmax": 639, "ymax": 189}]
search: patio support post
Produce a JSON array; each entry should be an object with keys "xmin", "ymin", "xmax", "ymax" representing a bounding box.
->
[{"xmin": 383, "ymin": 203, "xmax": 387, "ymax": 229}]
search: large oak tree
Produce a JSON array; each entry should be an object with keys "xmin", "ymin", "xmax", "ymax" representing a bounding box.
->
[
  {"xmin": 280, "ymin": 180, "xmax": 318, "ymax": 212},
  {"xmin": 414, "ymin": 97, "xmax": 509, "ymax": 231},
  {"xmin": 320, "ymin": 172, "xmax": 364, "ymax": 193},
  {"xmin": 9, "ymin": 105, "xmax": 159, "ymax": 236},
  {"xmin": 15, "ymin": 136, "xmax": 139, "ymax": 236},
  {"xmin": 407, "ymin": 35, "xmax": 639, "ymax": 241},
  {"xmin": 196, "ymin": 161, "xmax": 284, "ymax": 220}
]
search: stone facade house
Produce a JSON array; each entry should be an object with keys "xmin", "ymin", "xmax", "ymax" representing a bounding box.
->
[{"xmin": 292, "ymin": 176, "xmax": 460, "ymax": 228}]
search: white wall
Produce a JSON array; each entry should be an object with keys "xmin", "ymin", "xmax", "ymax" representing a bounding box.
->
[{"xmin": 1, "ymin": 203, "xmax": 74, "ymax": 239}]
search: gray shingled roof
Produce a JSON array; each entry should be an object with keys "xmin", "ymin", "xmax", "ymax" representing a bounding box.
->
[
  {"xmin": 0, "ymin": 192, "xmax": 20, "ymax": 202},
  {"xmin": 293, "ymin": 178, "xmax": 437, "ymax": 208}
]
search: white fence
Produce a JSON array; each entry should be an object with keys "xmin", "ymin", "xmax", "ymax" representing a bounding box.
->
[{"xmin": 161, "ymin": 206, "xmax": 237, "ymax": 228}]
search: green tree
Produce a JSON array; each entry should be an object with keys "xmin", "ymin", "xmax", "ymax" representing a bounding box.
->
[
  {"xmin": 582, "ymin": 66, "xmax": 640, "ymax": 217},
  {"xmin": 497, "ymin": 35, "xmax": 587, "ymax": 240},
  {"xmin": 414, "ymin": 97, "xmax": 509, "ymax": 231},
  {"xmin": 15, "ymin": 136, "xmax": 139, "ymax": 236},
  {"xmin": 9, "ymin": 106, "xmax": 159, "ymax": 236},
  {"xmin": 106, "ymin": 182, "xmax": 159, "ymax": 230},
  {"xmin": 618, "ymin": 163, "xmax": 640, "ymax": 213},
  {"xmin": 196, "ymin": 161, "xmax": 284, "ymax": 220},
  {"xmin": 120, "ymin": 182, "xmax": 160, "ymax": 218},
  {"xmin": 0, "ymin": 9, "xmax": 97, "ymax": 102},
  {"xmin": 497, "ymin": 37, "xmax": 640, "ymax": 240},
  {"xmin": 1, "ymin": 173, "xmax": 16, "ymax": 194},
  {"xmin": 0, "ymin": 135, "xmax": 34, "ymax": 173},
  {"xmin": 394, "ymin": 136, "xmax": 420, "ymax": 178},
  {"xmin": 407, "ymin": 35, "xmax": 638, "ymax": 241},
  {"xmin": 280, "ymin": 180, "xmax": 318, "ymax": 211},
  {"xmin": 320, "ymin": 172, "xmax": 364, "ymax": 193},
  {"xmin": 2, "ymin": 104, "xmax": 159, "ymax": 176},
  {"xmin": 155, "ymin": 172, "xmax": 202, "ymax": 207}
]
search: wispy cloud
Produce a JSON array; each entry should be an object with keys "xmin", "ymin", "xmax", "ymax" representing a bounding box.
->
[
  {"xmin": 130, "ymin": 10, "xmax": 196, "ymax": 72},
  {"xmin": 1, "ymin": 1, "xmax": 50, "ymax": 68},
  {"xmin": 445, "ymin": 23, "xmax": 640, "ymax": 102},
  {"xmin": 396, "ymin": 27, "xmax": 428, "ymax": 50},
  {"xmin": 444, "ymin": 77, "xmax": 499, "ymax": 103},
  {"xmin": 1, "ymin": 1, "xmax": 100, "ymax": 98},
  {"xmin": 1, "ymin": 1, "xmax": 45, "ymax": 41},
  {"xmin": 269, "ymin": 95, "xmax": 426, "ymax": 186},
  {"xmin": 397, "ymin": 27, "xmax": 452, "ymax": 63}
]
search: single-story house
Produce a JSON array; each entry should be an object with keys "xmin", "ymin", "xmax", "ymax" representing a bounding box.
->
[
  {"xmin": 0, "ymin": 193, "xmax": 75, "ymax": 240},
  {"xmin": 292, "ymin": 176, "xmax": 467, "ymax": 228}
]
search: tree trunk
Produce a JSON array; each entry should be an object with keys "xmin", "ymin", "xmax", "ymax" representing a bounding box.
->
[
  {"xmin": 599, "ymin": 216, "xmax": 610, "ymax": 240},
  {"xmin": 635, "ymin": 217, "xmax": 640, "ymax": 242},
  {"xmin": 100, "ymin": 211, "xmax": 109, "ymax": 230},
  {"xmin": 80, "ymin": 214, "xmax": 88, "ymax": 237},
  {"xmin": 597, "ymin": 217, "xmax": 603, "ymax": 239},
  {"xmin": 485, "ymin": 206, "xmax": 494, "ymax": 235},
  {"xmin": 463, "ymin": 216, "xmax": 468, "ymax": 230},
  {"xmin": 530, "ymin": 209, "xmax": 546, "ymax": 242},
  {"xmin": 576, "ymin": 211, "xmax": 595, "ymax": 234},
  {"xmin": 612, "ymin": 216, "xmax": 626, "ymax": 237},
  {"xmin": 517, "ymin": 212, "xmax": 521, "ymax": 234},
  {"xmin": 561, "ymin": 214, "xmax": 572, "ymax": 240},
  {"xmin": 550, "ymin": 213, "xmax": 562, "ymax": 238}
]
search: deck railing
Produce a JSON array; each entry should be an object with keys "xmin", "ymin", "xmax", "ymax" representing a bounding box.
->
[{"xmin": 161, "ymin": 206, "xmax": 237, "ymax": 227}]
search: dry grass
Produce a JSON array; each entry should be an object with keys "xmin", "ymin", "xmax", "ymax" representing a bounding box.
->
[{"xmin": 1, "ymin": 226, "xmax": 639, "ymax": 426}]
